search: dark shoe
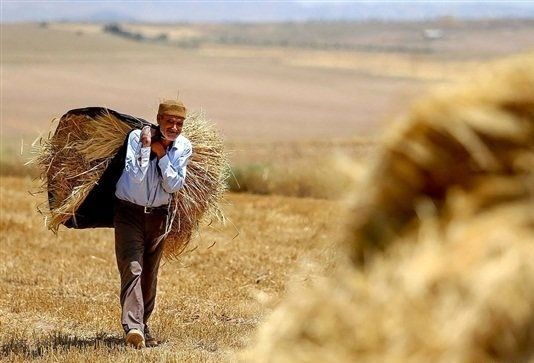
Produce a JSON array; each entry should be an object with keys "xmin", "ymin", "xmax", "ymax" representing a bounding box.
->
[{"xmin": 144, "ymin": 325, "xmax": 161, "ymax": 348}]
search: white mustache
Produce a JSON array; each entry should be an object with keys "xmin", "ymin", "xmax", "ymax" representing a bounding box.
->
[{"xmin": 160, "ymin": 127, "xmax": 178, "ymax": 140}]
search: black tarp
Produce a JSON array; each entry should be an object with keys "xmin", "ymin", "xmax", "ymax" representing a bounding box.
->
[{"xmin": 56, "ymin": 107, "xmax": 155, "ymax": 229}]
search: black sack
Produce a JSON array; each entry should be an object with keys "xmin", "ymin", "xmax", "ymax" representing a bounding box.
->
[{"xmin": 57, "ymin": 107, "xmax": 154, "ymax": 229}]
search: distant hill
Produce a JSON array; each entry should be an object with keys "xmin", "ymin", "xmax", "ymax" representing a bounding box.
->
[{"xmin": 2, "ymin": 1, "xmax": 534, "ymax": 23}]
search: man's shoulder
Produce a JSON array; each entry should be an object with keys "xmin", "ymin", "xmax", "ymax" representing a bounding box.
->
[{"xmin": 177, "ymin": 134, "xmax": 192, "ymax": 147}]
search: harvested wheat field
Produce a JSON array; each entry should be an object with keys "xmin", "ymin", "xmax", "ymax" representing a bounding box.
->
[
  {"xmin": 1, "ymin": 23, "xmax": 429, "ymax": 142},
  {"xmin": 0, "ymin": 175, "xmax": 346, "ymax": 362},
  {"xmin": 2, "ymin": 18, "xmax": 534, "ymax": 363}
]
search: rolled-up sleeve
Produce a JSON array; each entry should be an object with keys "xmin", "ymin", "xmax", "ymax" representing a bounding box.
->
[
  {"xmin": 124, "ymin": 130, "xmax": 150, "ymax": 183},
  {"xmin": 158, "ymin": 140, "xmax": 192, "ymax": 193}
]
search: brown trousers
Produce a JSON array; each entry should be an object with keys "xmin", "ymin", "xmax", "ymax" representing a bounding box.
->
[{"xmin": 113, "ymin": 199, "xmax": 168, "ymax": 334}]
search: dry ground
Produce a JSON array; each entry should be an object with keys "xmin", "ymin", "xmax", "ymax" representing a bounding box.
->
[
  {"xmin": 0, "ymin": 175, "xmax": 346, "ymax": 362},
  {"xmin": 1, "ymin": 22, "xmax": 439, "ymax": 144},
  {"xmin": 3, "ymin": 21, "xmax": 532, "ymax": 168},
  {"xmin": 2, "ymin": 21, "xmax": 533, "ymax": 362},
  {"xmin": 4, "ymin": 21, "xmax": 532, "ymax": 193}
]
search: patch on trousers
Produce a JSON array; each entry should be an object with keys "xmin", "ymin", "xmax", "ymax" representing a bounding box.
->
[{"xmin": 129, "ymin": 261, "xmax": 142, "ymax": 275}]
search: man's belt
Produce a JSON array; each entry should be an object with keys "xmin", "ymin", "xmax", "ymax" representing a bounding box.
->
[
  {"xmin": 115, "ymin": 198, "xmax": 169, "ymax": 214},
  {"xmin": 143, "ymin": 205, "xmax": 168, "ymax": 214}
]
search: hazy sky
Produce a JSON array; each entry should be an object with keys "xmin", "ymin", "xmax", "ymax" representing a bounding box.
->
[{"xmin": 2, "ymin": 1, "xmax": 533, "ymax": 23}]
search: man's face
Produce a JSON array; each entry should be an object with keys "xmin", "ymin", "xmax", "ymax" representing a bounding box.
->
[{"xmin": 157, "ymin": 113, "xmax": 184, "ymax": 141}]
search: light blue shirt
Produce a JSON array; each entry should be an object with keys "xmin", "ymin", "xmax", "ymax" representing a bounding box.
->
[{"xmin": 115, "ymin": 129, "xmax": 192, "ymax": 207}]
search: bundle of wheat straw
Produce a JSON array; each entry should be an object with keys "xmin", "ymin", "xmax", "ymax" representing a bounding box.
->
[
  {"xmin": 34, "ymin": 111, "xmax": 131, "ymax": 230},
  {"xmin": 34, "ymin": 109, "xmax": 228, "ymax": 258},
  {"xmin": 165, "ymin": 111, "xmax": 230, "ymax": 258},
  {"xmin": 246, "ymin": 53, "xmax": 534, "ymax": 363}
]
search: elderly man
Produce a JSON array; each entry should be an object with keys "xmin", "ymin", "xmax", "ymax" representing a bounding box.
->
[{"xmin": 113, "ymin": 99, "xmax": 192, "ymax": 348}]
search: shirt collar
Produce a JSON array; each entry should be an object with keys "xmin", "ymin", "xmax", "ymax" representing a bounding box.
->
[{"xmin": 170, "ymin": 135, "xmax": 182, "ymax": 149}]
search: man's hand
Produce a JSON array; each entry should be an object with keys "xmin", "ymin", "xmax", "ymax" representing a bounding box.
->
[
  {"xmin": 141, "ymin": 126, "xmax": 152, "ymax": 147},
  {"xmin": 151, "ymin": 141, "xmax": 167, "ymax": 160}
]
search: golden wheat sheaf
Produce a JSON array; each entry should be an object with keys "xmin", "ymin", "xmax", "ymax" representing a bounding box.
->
[
  {"xmin": 246, "ymin": 54, "xmax": 534, "ymax": 363},
  {"xmin": 35, "ymin": 110, "xmax": 229, "ymax": 259}
]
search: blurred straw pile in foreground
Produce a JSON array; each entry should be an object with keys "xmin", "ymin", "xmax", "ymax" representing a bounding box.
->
[{"xmin": 247, "ymin": 53, "xmax": 534, "ymax": 363}]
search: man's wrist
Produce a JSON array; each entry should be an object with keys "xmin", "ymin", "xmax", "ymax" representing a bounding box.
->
[
  {"xmin": 158, "ymin": 154, "xmax": 170, "ymax": 168},
  {"xmin": 139, "ymin": 147, "xmax": 150, "ymax": 166}
]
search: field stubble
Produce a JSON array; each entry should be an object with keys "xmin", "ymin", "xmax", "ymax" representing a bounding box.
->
[{"xmin": 0, "ymin": 175, "xmax": 347, "ymax": 362}]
